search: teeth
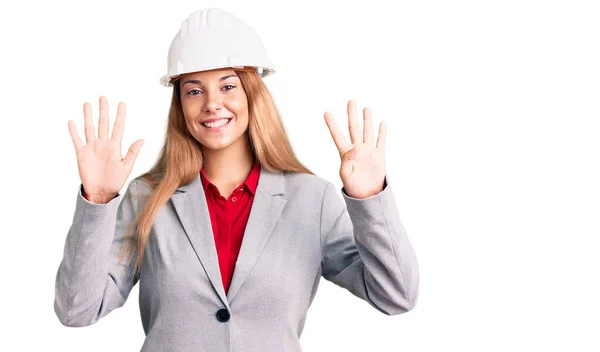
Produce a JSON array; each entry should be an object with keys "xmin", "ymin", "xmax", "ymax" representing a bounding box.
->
[{"xmin": 202, "ymin": 118, "xmax": 230, "ymax": 128}]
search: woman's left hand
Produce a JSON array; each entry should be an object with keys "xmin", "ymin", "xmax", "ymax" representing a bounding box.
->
[{"xmin": 324, "ymin": 100, "xmax": 387, "ymax": 199}]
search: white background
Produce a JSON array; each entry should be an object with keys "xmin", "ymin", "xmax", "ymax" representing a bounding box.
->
[{"xmin": 1, "ymin": 0, "xmax": 599, "ymax": 351}]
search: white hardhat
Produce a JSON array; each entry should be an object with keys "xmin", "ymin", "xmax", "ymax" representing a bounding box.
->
[{"xmin": 160, "ymin": 8, "xmax": 275, "ymax": 87}]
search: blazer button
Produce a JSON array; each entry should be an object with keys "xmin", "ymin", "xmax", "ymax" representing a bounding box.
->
[{"xmin": 216, "ymin": 308, "xmax": 230, "ymax": 322}]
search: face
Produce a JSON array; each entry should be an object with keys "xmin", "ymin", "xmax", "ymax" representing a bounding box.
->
[{"xmin": 178, "ymin": 68, "xmax": 249, "ymax": 152}]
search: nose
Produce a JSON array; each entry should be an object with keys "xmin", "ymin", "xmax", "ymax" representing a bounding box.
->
[{"xmin": 203, "ymin": 91, "xmax": 222, "ymax": 114}]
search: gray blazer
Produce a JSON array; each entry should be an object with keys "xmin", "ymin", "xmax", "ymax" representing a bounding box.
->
[{"xmin": 54, "ymin": 166, "xmax": 419, "ymax": 351}]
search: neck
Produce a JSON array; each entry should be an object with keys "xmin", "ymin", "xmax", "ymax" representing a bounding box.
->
[{"xmin": 200, "ymin": 138, "xmax": 255, "ymax": 188}]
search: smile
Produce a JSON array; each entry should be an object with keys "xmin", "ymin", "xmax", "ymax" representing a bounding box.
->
[{"xmin": 201, "ymin": 118, "xmax": 233, "ymax": 130}]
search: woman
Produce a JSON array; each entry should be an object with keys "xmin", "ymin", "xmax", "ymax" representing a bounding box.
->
[{"xmin": 54, "ymin": 8, "xmax": 419, "ymax": 352}]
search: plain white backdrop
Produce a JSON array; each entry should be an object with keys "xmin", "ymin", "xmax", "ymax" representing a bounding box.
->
[{"xmin": 1, "ymin": 0, "xmax": 599, "ymax": 350}]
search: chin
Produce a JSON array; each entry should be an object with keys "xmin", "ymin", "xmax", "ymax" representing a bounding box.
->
[
  {"xmin": 199, "ymin": 135, "xmax": 246, "ymax": 152},
  {"xmin": 202, "ymin": 142, "xmax": 234, "ymax": 151}
]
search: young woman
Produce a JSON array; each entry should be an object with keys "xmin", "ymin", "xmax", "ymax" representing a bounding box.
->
[{"xmin": 55, "ymin": 8, "xmax": 419, "ymax": 352}]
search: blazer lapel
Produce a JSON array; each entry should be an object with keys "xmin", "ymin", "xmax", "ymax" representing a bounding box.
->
[
  {"xmin": 171, "ymin": 174, "xmax": 230, "ymax": 309},
  {"xmin": 226, "ymin": 166, "xmax": 287, "ymax": 303}
]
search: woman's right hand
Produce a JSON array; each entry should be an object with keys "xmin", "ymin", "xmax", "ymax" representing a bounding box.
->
[{"xmin": 68, "ymin": 96, "xmax": 144, "ymax": 204}]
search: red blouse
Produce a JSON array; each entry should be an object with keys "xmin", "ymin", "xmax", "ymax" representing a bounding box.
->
[{"xmin": 200, "ymin": 161, "xmax": 260, "ymax": 293}]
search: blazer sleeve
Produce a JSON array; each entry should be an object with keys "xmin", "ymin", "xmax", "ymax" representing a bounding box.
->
[
  {"xmin": 54, "ymin": 179, "xmax": 141, "ymax": 327},
  {"xmin": 319, "ymin": 177, "xmax": 419, "ymax": 315}
]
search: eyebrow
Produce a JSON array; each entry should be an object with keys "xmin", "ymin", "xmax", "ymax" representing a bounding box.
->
[{"xmin": 181, "ymin": 75, "xmax": 238, "ymax": 87}]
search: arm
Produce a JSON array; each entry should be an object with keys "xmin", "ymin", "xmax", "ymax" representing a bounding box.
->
[
  {"xmin": 54, "ymin": 180, "xmax": 141, "ymax": 327},
  {"xmin": 320, "ymin": 177, "xmax": 419, "ymax": 315}
]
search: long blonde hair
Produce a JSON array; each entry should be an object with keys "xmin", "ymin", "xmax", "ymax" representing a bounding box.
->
[{"xmin": 121, "ymin": 69, "xmax": 313, "ymax": 275}]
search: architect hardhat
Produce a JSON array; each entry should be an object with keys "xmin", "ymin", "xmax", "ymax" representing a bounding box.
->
[{"xmin": 160, "ymin": 8, "xmax": 276, "ymax": 87}]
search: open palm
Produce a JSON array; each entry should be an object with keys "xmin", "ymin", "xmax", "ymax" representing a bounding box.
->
[
  {"xmin": 67, "ymin": 96, "xmax": 144, "ymax": 203},
  {"xmin": 324, "ymin": 100, "xmax": 387, "ymax": 199}
]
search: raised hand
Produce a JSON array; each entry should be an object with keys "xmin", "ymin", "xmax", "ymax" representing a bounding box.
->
[
  {"xmin": 324, "ymin": 100, "xmax": 387, "ymax": 199},
  {"xmin": 67, "ymin": 96, "xmax": 144, "ymax": 203}
]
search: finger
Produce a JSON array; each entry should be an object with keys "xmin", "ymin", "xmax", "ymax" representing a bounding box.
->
[
  {"xmin": 83, "ymin": 102, "xmax": 96, "ymax": 143},
  {"xmin": 347, "ymin": 100, "xmax": 361, "ymax": 145},
  {"xmin": 123, "ymin": 139, "xmax": 144, "ymax": 168},
  {"xmin": 363, "ymin": 107, "xmax": 373, "ymax": 145},
  {"xmin": 111, "ymin": 101, "xmax": 126, "ymax": 144},
  {"xmin": 68, "ymin": 120, "xmax": 84, "ymax": 151},
  {"xmin": 324, "ymin": 112, "xmax": 351, "ymax": 156},
  {"xmin": 376, "ymin": 121, "xmax": 387, "ymax": 150},
  {"xmin": 98, "ymin": 96, "xmax": 109, "ymax": 140}
]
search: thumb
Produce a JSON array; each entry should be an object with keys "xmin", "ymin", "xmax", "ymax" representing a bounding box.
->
[
  {"xmin": 123, "ymin": 139, "xmax": 144, "ymax": 167},
  {"xmin": 343, "ymin": 143, "xmax": 359, "ymax": 161}
]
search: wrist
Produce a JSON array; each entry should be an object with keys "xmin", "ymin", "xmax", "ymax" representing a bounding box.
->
[{"xmin": 86, "ymin": 192, "xmax": 118, "ymax": 204}]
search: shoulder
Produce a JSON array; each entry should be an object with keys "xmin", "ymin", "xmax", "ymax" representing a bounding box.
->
[
  {"xmin": 281, "ymin": 171, "xmax": 333, "ymax": 198},
  {"xmin": 129, "ymin": 176, "xmax": 155, "ymax": 197},
  {"xmin": 280, "ymin": 171, "xmax": 347, "ymax": 221}
]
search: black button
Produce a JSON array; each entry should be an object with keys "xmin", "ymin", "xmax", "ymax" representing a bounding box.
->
[{"xmin": 216, "ymin": 308, "xmax": 230, "ymax": 322}]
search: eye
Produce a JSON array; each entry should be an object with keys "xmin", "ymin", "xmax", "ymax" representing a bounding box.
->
[
  {"xmin": 186, "ymin": 88, "xmax": 202, "ymax": 96},
  {"xmin": 222, "ymin": 84, "xmax": 236, "ymax": 91}
]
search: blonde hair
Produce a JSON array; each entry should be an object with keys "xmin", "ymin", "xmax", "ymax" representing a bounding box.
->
[{"xmin": 120, "ymin": 69, "xmax": 313, "ymax": 275}]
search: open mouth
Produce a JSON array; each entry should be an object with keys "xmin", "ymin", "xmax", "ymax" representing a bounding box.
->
[{"xmin": 201, "ymin": 118, "xmax": 233, "ymax": 129}]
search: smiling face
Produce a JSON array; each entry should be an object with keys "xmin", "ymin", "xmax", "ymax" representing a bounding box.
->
[{"xmin": 178, "ymin": 68, "xmax": 250, "ymax": 153}]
